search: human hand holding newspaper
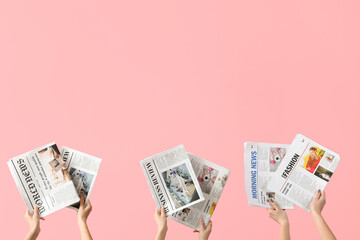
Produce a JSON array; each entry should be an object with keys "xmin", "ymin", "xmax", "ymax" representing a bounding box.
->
[
  {"xmin": 310, "ymin": 190, "xmax": 336, "ymax": 240},
  {"xmin": 267, "ymin": 200, "xmax": 290, "ymax": 240},
  {"xmin": 24, "ymin": 206, "xmax": 43, "ymax": 240},
  {"xmin": 77, "ymin": 196, "xmax": 93, "ymax": 240},
  {"xmin": 154, "ymin": 206, "xmax": 168, "ymax": 240},
  {"xmin": 197, "ymin": 218, "xmax": 213, "ymax": 240}
]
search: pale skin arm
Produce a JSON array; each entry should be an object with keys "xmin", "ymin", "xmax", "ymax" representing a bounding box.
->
[
  {"xmin": 78, "ymin": 196, "xmax": 93, "ymax": 240},
  {"xmin": 311, "ymin": 190, "xmax": 336, "ymax": 240},
  {"xmin": 24, "ymin": 206, "xmax": 44, "ymax": 240},
  {"xmin": 154, "ymin": 206, "xmax": 168, "ymax": 240},
  {"xmin": 267, "ymin": 200, "xmax": 290, "ymax": 240}
]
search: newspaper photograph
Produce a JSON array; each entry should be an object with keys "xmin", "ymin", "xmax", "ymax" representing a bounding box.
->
[
  {"xmin": 60, "ymin": 146, "xmax": 102, "ymax": 210},
  {"xmin": 244, "ymin": 142, "xmax": 294, "ymax": 209},
  {"xmin": 268, "ymin": 134, "xmax": 340, "ymax": 212},
  {"xmin": 7, "ymin": 143, "xmax": 80, "ymax": 217},
  {"xmin": 169, "ymin": 153, "xmax": 230, "ymax": 230},
  {"xmin": 140, "ymin": 145, "xmax": 204, "ymax": 215}
]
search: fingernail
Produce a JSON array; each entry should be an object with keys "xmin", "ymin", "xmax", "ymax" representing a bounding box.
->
[{"xmin": 318, "ymin": 189, "xmax": 321, "ymax": 193}]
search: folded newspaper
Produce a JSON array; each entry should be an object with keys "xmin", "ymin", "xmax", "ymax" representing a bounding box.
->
[
  {"xmin": 244, "ymin": 142, "xmax": 294, "ymax": 209},
  {"xmin": 268, "ymin": 134, "xmax": 340, "ymax": 212},
  {"xmin": 7, "ymin": 143, "xmax": 80, "ymax": 217},
  {"xmin": 168, "ymin": 153, "xmax": 230, "ymax": 230},
  {"xmin": 60, "ymin": 146, "xmax": 102, "ymax": 209},
  {"xmin": 140, "ymin": 145, "xmax": 204, "ymax": 215}
]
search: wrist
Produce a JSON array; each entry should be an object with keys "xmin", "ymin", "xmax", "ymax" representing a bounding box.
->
[
  {"xmin": 78, "ymin": 218, "xmax": 87, "ymax": 226},
  {"xmin": 157, "ymin": 226, "xmax": 167, "ymax": 234},
  {"xmin": 311, "ymin": 211, "xmax": 322, "ymax": 218},
  {"xmin": 279, "ymin": 219, "xmax": 289, "ymax": 227}
]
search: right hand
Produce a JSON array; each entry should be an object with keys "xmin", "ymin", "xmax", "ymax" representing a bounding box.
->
[
  {"xmin": 25, "ymin": 206, "xmax": 44, "ymax": 237},
  {"xmin": 267, "ymin": 200, "xmax": 289, "ymax": 225},
  {"xmin": 311, "ymin": 190, "xmax": 326, "ymax": 216},
  {"xmin": 154, "ymin": 206, "xmax": 168, "ymax": 233},
  {"xmin": 198, "ymin": 218, "xmax": 212, "ymax": 240},
  {"xmin": 78, "ymin": 196, "xmax": 92, "ymax": 224}
]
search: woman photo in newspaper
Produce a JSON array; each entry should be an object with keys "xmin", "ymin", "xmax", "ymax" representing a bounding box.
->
[{"xmin": 268, "ymin": 134, "xmax": 340, "ymax": 212}]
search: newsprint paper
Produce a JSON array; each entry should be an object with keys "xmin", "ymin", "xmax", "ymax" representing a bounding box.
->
[
  {"xmin": 169, "ymin": 153, "xmax": 230, "ymax": 230},
  {"xmin": 268, "ymin": 134, "xmax": 340, "ymax": 212},
  {"xmin": 140, "ymin": 145, "xmax": 204, "ymax": 215},
  {"xmin": 8, "ymin": 143, "xmax": 80, "ymax": 217},
  {"xmin": 61, "ymin": 146, "xmax": 102, "ymax": 209},
  {"xmin": 244, "ymin": 142, "xmax": 294, "ymax": 209}
]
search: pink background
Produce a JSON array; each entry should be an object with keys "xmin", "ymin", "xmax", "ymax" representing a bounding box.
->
[{"xmin": 1, "ymin": 0, "xmax": 359, "ymax": 239}]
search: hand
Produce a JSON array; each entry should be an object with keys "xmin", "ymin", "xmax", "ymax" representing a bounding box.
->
[
  {"xmin": 78, "ymin": 196, "xmax": 92, "ymax": 224},
  {"xmin": 311, "ymin": 190, "xmax": 326, "ymax": 216},
  {"xmin": 154, "ymin": 206, "xmax": 167, "ymax": 234},
  {"xmin": 267, "ymin": 200, "xmax": 289, "ymax": 225},
  {"xmin": 198, "ymin": 218, "xmax": 212, "ymax": 240},
  {"xmin": 25, "ymin": 206, "xmax": 44, "ymax": 240}
]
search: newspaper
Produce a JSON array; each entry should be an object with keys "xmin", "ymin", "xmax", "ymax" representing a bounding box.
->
[
  {"xmin": 268, "ymin": 134, "xmax": 340, "ymax": 212},
  {"xmin": 140, "ymin": 145, "xmax": 204, "ymax": 215},
  {"xmin": 168, "ymin": 153, "xmax": 230, "ymax": 230},
  {"xmin": 7, "ymin": 143, "xmax": 80, "ymax": 217},
  {"xmin": 60, "ymin": 146, "xmax": 102, "ymax": 209},
  {"xmin": 244, "ymin": 142, "xmax": 294, "ymax": 209}
]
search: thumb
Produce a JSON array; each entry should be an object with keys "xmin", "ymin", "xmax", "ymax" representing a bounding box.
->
[
  {"xmin": 206, "ymin": 220, "xmax": 212, "ymax": 231},
  {"xmin": 270, "ymin": 200, "xmax": 279, "ymax": 210},
  {"xmin": 200, "ymin": 218, "xmax": 205, "ymax": 231},
  {"xmin": 320, "ymin": 190, "xmax": 326, "ymax": 200},
  {"xmin": 79, "ymin": 196, "xmax": 85, "ymax": 209},
  {"xmin": 33, "ymin": 206, "xmax": 39, "ymax": 219},
  {"xmin": 160, "ymin": 206, "xmax": 166, "ymax": 217}
]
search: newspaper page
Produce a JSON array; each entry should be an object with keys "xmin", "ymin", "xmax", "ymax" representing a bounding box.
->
[
  {"xmin": 244, "ymin": 142, "xmax": 294, "ymax": 209},
  {"xmin": 60, "ymin": 146, "xmax": 102, "ymax": 210},
  {"xmin": 140, "ymin": 145, "xmax": 204, "ymax": 215},
  {"xmin": 7, "ymin": 143, "xmax": 80, "ymax": 217},
  {"xmin": 168, "ymin": 153, "xmax": 230, "ymax": 230},
  {"xmin": 268, "ymin": 134, "xmax": 340, "ymax": 212}
]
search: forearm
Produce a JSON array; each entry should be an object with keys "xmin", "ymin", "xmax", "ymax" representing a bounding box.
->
[
  {"xmin": 24, "ymin": 230, "xmax": 39, "ymax": 240},
  {"xmin": 78, "ymin": 220, "xmax": 93, "ymax": 240},
  {"xmin": 312, "ymin": 213, "xmax": 336, "ymax": 240},
  {"xmin": 279, "ymin": 222, "xmax": 290, "ymax": 240},
  {"xmin": 155, "ymin": 228, "xmax": 167, "ymax": 240}
]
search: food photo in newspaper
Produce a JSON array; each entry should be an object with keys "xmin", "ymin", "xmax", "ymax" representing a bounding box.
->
[
  {"xmin": 268, "ymin": 134, "xmax": 340, "ymax": 212},
  {"xmin": 168, "ymin": 153, "xmax": 230, "ymax": 231},
  {"xmin": 60, "ymin": 146, "xmax": 102, "ymax": 209},
  {"xmin": 140, "ymin": 145, "xmax": 204, "ymax": 215},
  {"xmin": 7, "ymin": 143, "xmax": 80, "ymax": 217},
  {"xmin": 244, "ymin": 142, "xmax": 294, "ymax": 209}
]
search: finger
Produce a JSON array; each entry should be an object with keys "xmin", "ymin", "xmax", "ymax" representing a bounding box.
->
[
  {"xmin": 160, "ymin": 206, "xmax": 166, "ymax": 217},
  {"xmin": 86, "ymin": 199, "xmax": 92, "ymax": 210},
  {"xmin": 320, "ymin": 190, "xmax": 326, "ymax": 200},
  {"xmin": 206, "ymin": 220, "xmax": 213, "ymax": 230},
  {"xmin": 155, "ymin": 208, "xmax": 160, "ymax": 216},
  {"xmin": 25, "ymin": 209, "xmax": 30, "ymax": 217},
  {"xmin": 40, "ymin": 217, "xmax": 45, "ymax": 221},
  {"xmin": 79, "ymin": 196, "xmax": 85, "ymax": 209},
  {"xmin": 315, "ymin": 189, "xmax": 321, "ymax": 199},
  {"xmin": 193, "ymin": 230, "xmax": 199, "ymax": 233},
  {"xmin": 200, "ymin": 218, "xmax": 205, "ymax": 231},
  {"xmin": 269, "ymin": 201, "xmax": 279, "ymax": 210},
  {"xmin": 33, "ymin": 206, "xmax": 39, "ymax": 219}
]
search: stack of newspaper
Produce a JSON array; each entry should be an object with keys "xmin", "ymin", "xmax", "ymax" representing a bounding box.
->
[
  {"xmin": 8, "ymin": 142, "xmax": 102, "ymax": 217},
  {"xmin": 244, "ymin": 134, "xmax": 340, "ymax": 212},
  {"xmin": 140, "ymin": 145, "xmax": 230, "ymax": 231}
]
